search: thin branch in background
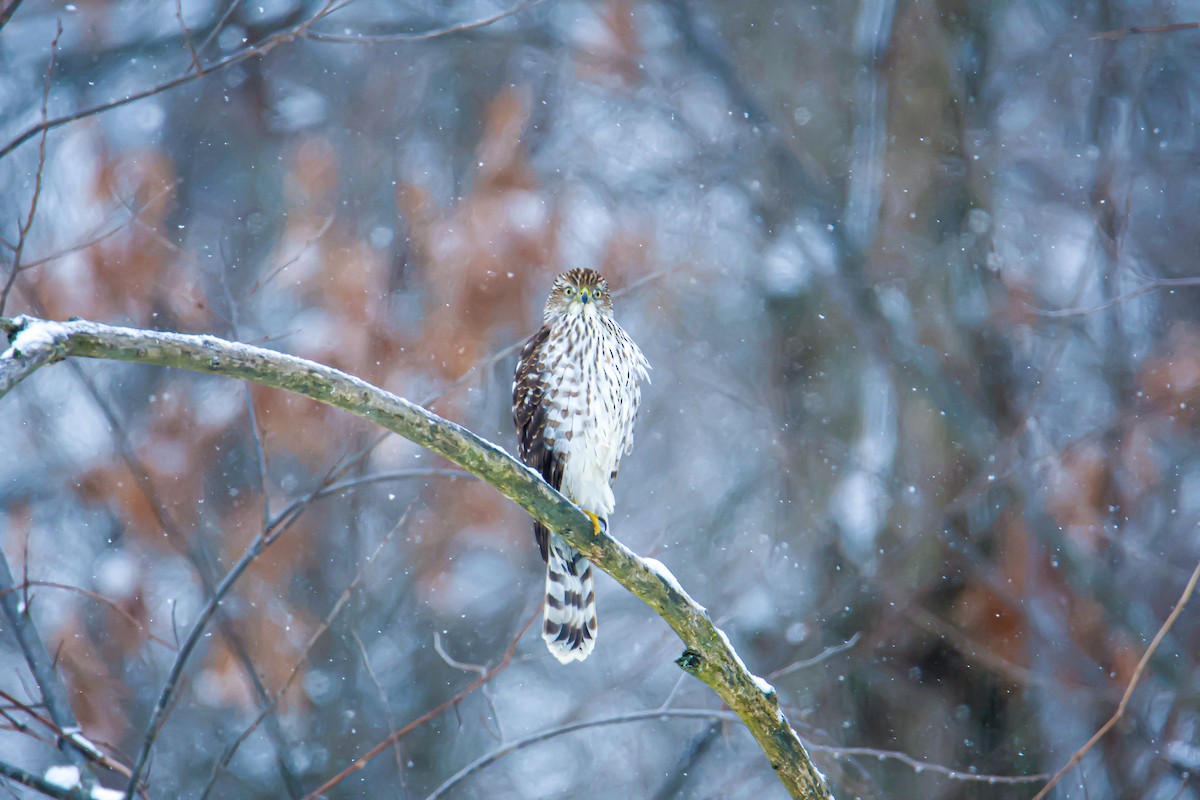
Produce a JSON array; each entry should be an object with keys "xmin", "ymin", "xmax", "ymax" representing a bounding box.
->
[
  {"xmin": 0, "ymin": 688, "xmax": 145, "ymax": 793},
  {"xmin": 0, "ymin": 0, "xmax": 542, "ymax": 163},
  {"xmin": 17, "ymin": 182, "xmax": 178, "ymax": 274},
  {"xmin": 806, "ymin": 742, "xmax": 1050, "ymax": 786},
  {"xmin": 0, "ymin": 581, "xmax": 176, "ymax": 651},
  {"xmin": 433, "ymin": 631, "xmax": 488, "ymax": 675},
  {"xmin": 0, "ymin": 20, "xmax": 60, "ymax": 317},
  {"xmin": 196, "ymin": 0, "xmax": 242, "ymax": 56},
  {"xmin": 303, "ymin": 608, "xmax": 540, "ymax": 799},
  {"xmin": 1092, "ymin": 21, "xmax": 1200, "ymax": 40},
  {"xmin": 122, "ymin": 445, "xmax": 402, "ymax": 798},
  {"xmin": 767, "ymin": 633, "xmax": 861, "ymax": 680},
  {"xmin": 64, "ymin": 350, "xmax": 303, "ymax": 796},
  {"xmin": 1028, "ymin": 275, "xmax": 1200, "ymax": 318},
  {"xmin": 349, "ymin": 629, "xmax": 408, "ymax": 792},
  {"xmin": 1032, "ymin": 557, "xmax": 1200, "ymax": 800},
  {"xmin": 200, "ymin": 504, "xmax": 414, "ymax": 798},
  {"xmin": 424, "ymin": 710, "xmax": 740, "ymax": 799},
  {"xmin": 0, "ymin": 551, "xmax": 93, "ymax": 778},
  {"xmin": 302, "ymin": 0, "xmax": 539, "ymax": 44},
  {"xmin": 0, "ymin": 1, "xmax": 340, "ymax": 162},
  {"xmin": 0, "ymin": 688, "xmax": 60, "ymax": 748},
  {"xmin": 174, "ymin": 0, "xmax": 203, "ymax": 73},
  {"xmin": 650, "ymin": 722, "xmax": 723, "ymax": 800},
  {"xmin": 0, "ymin": 758, "xmax": 92, "ymax": 800},
  {"xmin": 0, "ymin": 0, "xmax": 24, "ymax": 34},
  {"xmin": 427, "ymin": 707, "xmax": 1054, "ymax": 799},
  {"xmin": 64, "ymin": 355, "xmax": 303, "ymax": 798},
  {"xmin": 251, "ymin": 213, "xmax": 336, "ymax": 295}
]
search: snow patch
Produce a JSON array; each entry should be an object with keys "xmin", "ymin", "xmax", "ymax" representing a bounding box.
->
[
  {"xmin": 643, "ymin": 557, "xmax": 685, "ymax": 596},
  {"xmin": 713, "ymin": 627, "xmax": 777, "ymax": 698},
  {"xmin": 64, "ymin": 727, "xmax": 106, "ymax": 759},
  {"xmin": 713, "ymin": 628, "xmax": 749, "ymax": 673},
  {"xmin": 2, "ymin": 319, "xmax": 67, "ymax": 360},
  {"xmin": 44, "ymin": 764, "xmax": 81, "ymax": 790},
  {"xmin": 92, "ymin": 788, "xmax": 127, "ymax": 800},
  {"xmin": 751, "ymin": 674, "xmax": 777, "ymax": 697}
]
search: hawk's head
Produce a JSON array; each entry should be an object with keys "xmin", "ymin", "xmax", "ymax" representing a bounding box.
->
[{"xmin": 545, "ymin": 268, "xmax": 613, "ymax": 319}]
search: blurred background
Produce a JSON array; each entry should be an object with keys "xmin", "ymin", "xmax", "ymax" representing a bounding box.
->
[{"xmin": 2, "ymin": 1, "xmax": 1200, "ymax": 798}]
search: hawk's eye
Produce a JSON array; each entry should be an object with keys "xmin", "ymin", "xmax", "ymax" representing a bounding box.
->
[{"xmin": 593, "ymin": 288, "xmax": 603, "ymax": 298}]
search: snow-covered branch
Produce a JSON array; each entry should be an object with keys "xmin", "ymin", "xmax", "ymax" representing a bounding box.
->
[{"xmin": 0, "ymin": 314, "xmax": 833, "ymax": 800}]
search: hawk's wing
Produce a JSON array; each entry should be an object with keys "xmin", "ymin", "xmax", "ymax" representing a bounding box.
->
[{"xmin": 513, "ymin": 324, "xmax": 565, "ymax": 562}]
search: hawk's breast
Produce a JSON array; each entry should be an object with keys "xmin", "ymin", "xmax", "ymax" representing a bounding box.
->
[{"xmin": 540, "ymin": 313, "xmax": 648, "ymax": 518}]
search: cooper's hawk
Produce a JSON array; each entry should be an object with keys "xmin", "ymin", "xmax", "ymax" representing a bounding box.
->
[{"xmin": 513, "ymin": 269, "xmax": 650, "ymax": 663}]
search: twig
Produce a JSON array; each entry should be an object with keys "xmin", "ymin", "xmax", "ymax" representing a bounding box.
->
[
  {"xmin": 302, "ymin": 0, "xmax": 539, "ymax": 44},
  {"xmin": 64, "ymin": 361, "xmax": 303, "ymax": 796},
  {"xmin": 0, "ymin": 580, "xmax": 176, "ymax": 651},
  {"xmin": 768, "ymin": 633, "xmax": 861, "ymax": 680},
  {"xmin": 428, "ymin": 708, "xmax": 1053, "ymax": 799},
  {"xmin": 0, "ymin": 0, "xmax": 542, "ymax": 163},
  {"xmin": 0, "ymin": 1, "xmax": 340, "ymax": 162},
  {"xmin": 199, "ymin": 504, "xmax": 413, "ymax": 797},
  {"xmin": 123, "ymin": 458, "xmax": 432, "ymax": 798},
  {"xmin": 0, "ymin": 552, "xmax": 92, "ymax": 778},
  {"xmin": 349, "ymin": 629, "xmax": 407, "ymax": 787},
  {"xmin": 174, "ymin": 0, "xmax": 203, "ymax": 73},
  {"xmin": 303, "ymin": 608, "xmax": 540, "ymax": 799},
  {"xmin": 0, "ymin": 0, "xmax": 24, "ymax": 34},
  {"xmin": 17, "ymin": 181, "xmax": 178, "ymax": 274},
  {"xmin": 0, "ymin": 20, "xmax": 60, "ymax": 316},
  {"xmin": 1032, "ymin": 557, "xmax": 1200, "ymax": 799},
  {"xmin": 196, "ymin": 0, "xmax": 242, "ymax": 56},
  {"xmin": 426, "ymin": 709, "xmax": 735, "ymax": 799},
  {"xmin": 0, "ymin": 758, "xmax": 92, "ymax": 800},
  {"xmin": 1091, "ymin": 21, "xmax": 1200, "ymax": 40},
  {"xmin": 433, "ymin": 631, "xmax": 487, "ymax": 675},
  {"xmin": 806, "ymin": 743, "xmax": 1049, "ymax": 785},
  {"xmin": 1027, "ymin": 275, "xmax": 1200, "ymax": 318}
]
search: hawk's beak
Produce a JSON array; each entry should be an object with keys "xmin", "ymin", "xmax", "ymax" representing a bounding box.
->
[{"xmin": 579, "ymin": 288, "xmax": 591, "ymax": 304}]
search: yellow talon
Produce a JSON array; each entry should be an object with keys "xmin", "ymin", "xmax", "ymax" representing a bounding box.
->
[{"xmin": 585, "ymin": 511, "xmax": 603, "ymax": 536}]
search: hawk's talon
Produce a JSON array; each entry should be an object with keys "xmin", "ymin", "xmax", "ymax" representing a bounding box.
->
[{"xmin": 585, "ymin": 511, "xmax": 604, "ymax": 536}]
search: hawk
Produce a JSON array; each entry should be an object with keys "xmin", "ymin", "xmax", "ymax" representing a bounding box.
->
[{"xmin": 513, "ymin": 269, "xmax": 651, "ymax": 663}]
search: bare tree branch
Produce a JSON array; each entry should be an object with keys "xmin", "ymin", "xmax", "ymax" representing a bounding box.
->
[
  {"xmin": 0, "ymin": 2, "xmax": 339, "ymax": 162},
  {"xmin": 0, "ymin": 314, "xmax": 834, "ymax": 799},
  {"xmin": 0, "ymin": 0, "xmax": 22, "ymax": 35},
  {"xmin": 201, "ymin": 503, "xmax": 414, "ymax": 797},
  {"xmin": 768, "ymin": 634, "xmax": 860, "ymax": 681},
  {"xmin": 0, "ymin": 0, "xmax": 546, "ymax": 163},
  {"xmin": 0, "ymin": 581, "xmax": 176, "ymax": 651},
  {"xmin": 0, "ymin": 758, "xmax": 93, "ymax": 800},
  {"xmin": 1032, "ymin": 556, "xmax": 1200, "ymax": 799},
  {"xmin": 0, "ymin": 20, "xmax": 60, "ymax": 316},
  {"xmin": 0, "ymin": 553, "xmax": 93, "ymax": 779},
  {"xmin": 427, "ymin": 708, "xmax": 1052, "ymax": 798},
  {"xmin": 1027, "ymin": 275, "xmax": 1200, "ymax": 318},
  {"xmin": 302, "ymin": 0, "xmax": 540, "ymax": 44},
  {"xmin": 1092, "ymin": 21, "xmax": 1200, "ymax": 40},
  {"xmin": 304, "ymin": 608, "xmax": 541, "ymax": 798}
]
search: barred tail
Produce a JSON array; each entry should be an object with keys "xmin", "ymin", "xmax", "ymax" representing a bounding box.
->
[{"xmin": 542, "ymin": 534, "xmax": 597, "ymax": 663}]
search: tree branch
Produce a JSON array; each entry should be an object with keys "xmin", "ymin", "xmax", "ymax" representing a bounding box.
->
[
  {"xmin": 0, "ymin": 551, "xmax": 93, "ymax": 778},
  {"xmin": 0, "ymin": 314, "xmax": 833, "ymax": 800},
  {"xmin": 0, "ymin": 758, "xmax": 93, "ymax": 800}
]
